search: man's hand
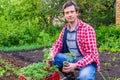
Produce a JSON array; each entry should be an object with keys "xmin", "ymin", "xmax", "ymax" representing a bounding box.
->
[
  {"xmin": 46, "ymin": 59, "xmax": 51, "ymax": 67},
  {"xmin": 62, "ymin": 63, "xmax": 77, "ymax": 73},
  {"xmin": 46, "ymin": 51, "xmax": 54, "ymax": 66}
]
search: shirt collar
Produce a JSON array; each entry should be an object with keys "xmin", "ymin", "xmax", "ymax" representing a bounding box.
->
[{"xmin": 67, "ymin": 23, "xmax": 78, "ymax": 32}]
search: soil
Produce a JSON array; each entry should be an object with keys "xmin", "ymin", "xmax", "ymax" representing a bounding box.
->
[{"xmin": 0, "ymin": 48, "xmax": 120, "ymax": 80}]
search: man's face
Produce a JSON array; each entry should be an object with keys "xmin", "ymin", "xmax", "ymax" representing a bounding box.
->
[{"xmin": 63, "ymin": 5, "xmax": 78, "ymax": 23}]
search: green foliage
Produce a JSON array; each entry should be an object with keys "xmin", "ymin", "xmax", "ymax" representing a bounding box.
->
[
  {"xmin": 112, "ymin": 57, "xmax": 117, "ymax": 62},
  {"xmin": 65, "ymin": 52, "xmax": 76, "ymax": 62},
  {"xmin": 0, "ymin": 0, "xmax": 116, "ymax": 52},
  {"xmin": 37, "ymin": 0, "xmax": 67, "ymax": 26},
  {"xmin": 75, "ymin": 0, "xmax": 115, "ymax": 27},
  {"xmin": 43, "ymin": 48, "xmax": 51, "ymax": 60},
  {"xmin": 0, "ymin": 25, "xmax": 60, "ymax": 51},
  {"xmin": 0, "ymin": 20, "xmax": 39, "ymax": 46},
  {"xmin": 0, "ymin": 0, "xmax": 40, "ymax": 47},
  {"xmin": 96, "ymin": 25, "xmax": 120, "ymax": 52},
  {"xmin": 103, "ymin": 62, "xmax": 111, "ymax": 67},
  {"xmin": 0, "ymin": 67, "xmax": 6, "ymax": 77},
  {"xmin": 0, "ymin": 55, "xmax": 19, "ymax": 77},
  {"xmin": 44, "ymin": 25, "xmax": 62, "ymax": 42},
  {"xmin": 1, "ymin": 44, "xmax": 43, "ymax": 52},
  {"xmin": 37, "ymin": 30, "xmax": 51, "ymax": 48},
  {"xmin": 18, "ymin": 48, "xmax": 59, "ymax": 80},
  {"xmin": 19, "ymin": 62, "xmax": 49, "ymax": 80}
]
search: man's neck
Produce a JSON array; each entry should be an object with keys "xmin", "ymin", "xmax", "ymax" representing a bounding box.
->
[{"xmin": 69, "ymin": 19, "xmax": 77, "ymax": 31}]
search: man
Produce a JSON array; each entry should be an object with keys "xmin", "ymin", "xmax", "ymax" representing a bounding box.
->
[{"xmin": 46, "ymin": 1, "xmax": 100, "ymax": 80}]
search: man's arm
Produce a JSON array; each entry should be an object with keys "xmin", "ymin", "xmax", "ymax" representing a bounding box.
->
[
  {"xmin": 76, "ymin": 26, "xmax": 99, "ymax": 68},
  {"xmin": 50, "ymin": 26, "xmax": 67, "ymax": 56},
  {"xmin": 46, "ymin": 26, "xmax": 67, "ymax": 66}
]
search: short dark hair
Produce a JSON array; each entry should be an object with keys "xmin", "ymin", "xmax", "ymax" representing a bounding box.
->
[{"xmin": 62, "ymin": 1, "xmax": 78, "ymax": 14}]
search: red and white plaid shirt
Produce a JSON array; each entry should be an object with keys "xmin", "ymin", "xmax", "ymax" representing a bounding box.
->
[{"xmin": 51, "ymin": 19, "xmax": 100, "ymax": 71}]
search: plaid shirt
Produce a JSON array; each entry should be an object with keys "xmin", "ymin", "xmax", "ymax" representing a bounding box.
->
[{"xmin": 51, "ymin": 19, "xmax": 100, "ymax": 71}]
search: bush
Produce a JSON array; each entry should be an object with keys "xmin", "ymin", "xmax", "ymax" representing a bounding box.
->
[{"xmin": 96, "ymin": 25, "xmax": 120, "ymax": 52}]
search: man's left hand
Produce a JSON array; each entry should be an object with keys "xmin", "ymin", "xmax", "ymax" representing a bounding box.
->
[{"xmin": 62, "ymin": 63, "xmax": 77, "ymax": 73}]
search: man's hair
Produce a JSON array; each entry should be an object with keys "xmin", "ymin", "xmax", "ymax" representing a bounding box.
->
[{"xmin": 62, "ymin": 1, "xmax": 78, "ymax": 14}]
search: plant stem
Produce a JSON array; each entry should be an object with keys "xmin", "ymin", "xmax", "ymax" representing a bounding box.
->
[{"xmin": 99, "ymin": 71, "xmax": 106, "ymax": 80}]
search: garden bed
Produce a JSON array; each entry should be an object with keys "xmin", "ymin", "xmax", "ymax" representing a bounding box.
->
[{"xmin": 0, "ymin": 48, "xmax": 120, "ymax": 80}]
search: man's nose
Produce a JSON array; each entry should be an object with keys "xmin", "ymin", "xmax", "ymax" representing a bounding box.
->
[{"xmin": 68, "ymin": 12, "xmax": 72, "ymax": 17}]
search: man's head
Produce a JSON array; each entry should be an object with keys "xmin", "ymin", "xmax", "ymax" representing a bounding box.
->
[
  {"xmin": 62, "ymin": 1, "xmax": 78, "ymax": 15},
  {"xmin": 62, "ymin": 1, "xmax": 79, "ymax": 23}
]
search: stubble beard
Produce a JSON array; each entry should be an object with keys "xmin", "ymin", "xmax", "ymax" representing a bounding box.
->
[{"xmin": 69, "ymin": 18, "xmax": 77, "ymax": 26}]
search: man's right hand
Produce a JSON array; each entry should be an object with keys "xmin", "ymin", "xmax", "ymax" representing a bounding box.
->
[
  {"xmin": 46, "ymin": 51, "xmax": 54, "ymax": 66},
  {"xmin": 46, "ymin": 59, "xmax": 51, "ymax": 67}
]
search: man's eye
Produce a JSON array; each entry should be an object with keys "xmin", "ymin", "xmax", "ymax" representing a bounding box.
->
[
  {"xmin": 65, "ymin": 12, "xmax": 69, "ymax": 14},
  {"xmin": 71, "ymin": 11, "xmax": 75, "ymax": 13}
]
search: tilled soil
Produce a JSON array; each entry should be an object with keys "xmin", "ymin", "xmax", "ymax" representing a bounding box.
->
[{"xmin": 0, "ymin": 48, "xmax": 120, "ymax": 80}]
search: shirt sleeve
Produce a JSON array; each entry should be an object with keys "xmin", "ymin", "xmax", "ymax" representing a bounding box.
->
[
  {"xmin": 76, "ymin": 25, "xmax": 99, "ymax": 68},
  {"xmin": 51, "ymin": 27, "xmax": 66, "ymax": 56}
]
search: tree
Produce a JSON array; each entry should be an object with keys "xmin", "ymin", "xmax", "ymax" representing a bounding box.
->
[{"xmin": 75, "ymin": 0, "xmax": 115, "ymax": 28}]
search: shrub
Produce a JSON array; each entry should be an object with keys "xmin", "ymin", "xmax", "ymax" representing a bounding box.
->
[{"xmin": 96, "ymin": 25, "xmax": 120, "ymax": 52}]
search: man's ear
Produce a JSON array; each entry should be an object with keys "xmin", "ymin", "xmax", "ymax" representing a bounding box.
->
[{"xmin": 76, "ymin": 11, "xmax": 79, "ymax": 16}]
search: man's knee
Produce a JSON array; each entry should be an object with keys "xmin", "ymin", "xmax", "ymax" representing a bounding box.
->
[
  {"xmin": 54, "ymin": 53, "xmax": 67, "ymax": 61},
  {"xmin": 77, "ymin": 64, "xmax": 96, "ymax": 80},
  {"xmin": 54, "ymin": 53, "xmax": 67, "ymax": 67},
  {"xmin": 78, "ymin": 72, "xmax": 96, "ymax": 80}
]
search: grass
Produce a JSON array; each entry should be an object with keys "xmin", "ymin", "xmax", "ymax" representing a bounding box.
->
[{"xmin": 1, "ymin": 43, "xmax": 50, "ymax": 52}]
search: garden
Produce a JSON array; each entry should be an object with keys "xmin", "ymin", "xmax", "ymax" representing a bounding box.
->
[
  {"xmin": 0, "ymin": 47, "xmax": 120, "ymax": 80},
  {"xmin": 0, "ymin": 0, "xmax": 120, "ymax": 80}
]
